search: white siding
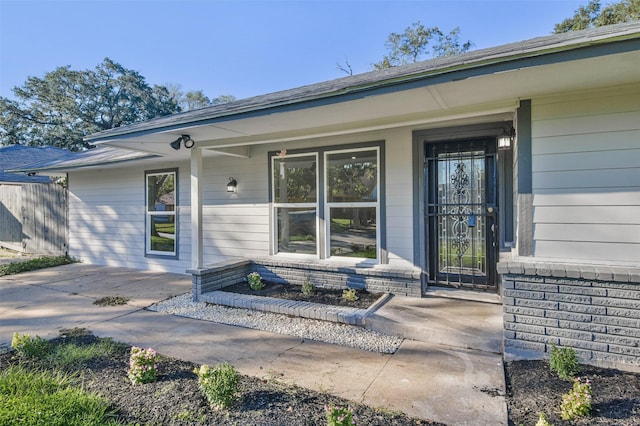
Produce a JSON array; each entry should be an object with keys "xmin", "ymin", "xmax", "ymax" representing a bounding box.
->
[
  {"xmin": 68, "ymin": 162, "xmax": 192, "ymax": 274},
  {"xmin": 67, "ymin": 127, "xmax": 420, "ymax": 273},
  {"xmin": 531, "ymin": 86, "xmax": 640, "ymax": 265},
  {"xmin": 383, "ymin": 127, "xmax": 416, "ymax": 268}
]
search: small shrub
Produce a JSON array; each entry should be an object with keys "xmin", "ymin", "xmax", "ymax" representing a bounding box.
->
[
  {"xmin": 549, "ymin": 343, "xmax": 580, "ymax": 380},
  {"xmin": 325, "ymin": 404, "xmax": 356, "ymax": 426},
  {"xmin": 302, "ymin": 277, "xmax": 316, "ymax": 295},
  {"xmin": 127, "ymin": 346, "xmax": 159, "ymax": 384},
  {"xmin": 560, "ymin": 377, "xmax": 592, "ymax": 420},
  {"xmin": 342, "ymin": 288, "xmax": 358, "ymax": 302},
  {"xmin": 535, "ymin": 412, "xmax": 554, "ymax": 426},
  {"xmin": 11, "ymin": 332, "xmax": 50, "ymax": 359},
  {"xmin": 247, "ymin": 272, "xmax": 264, "ymax": 290},
  {"xmin": 194, "ymin": 363, "xmax": 240, "ymax": 410}
]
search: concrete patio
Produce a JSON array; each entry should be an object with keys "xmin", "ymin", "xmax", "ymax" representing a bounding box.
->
[{"xmin": 0, "ymin": 263, "xmax": 507, "ymax": 425}]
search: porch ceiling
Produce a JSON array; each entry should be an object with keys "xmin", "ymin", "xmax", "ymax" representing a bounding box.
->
[{"xmin": 97, "ymin": 50, "xmax": 639, "ymax": 159}]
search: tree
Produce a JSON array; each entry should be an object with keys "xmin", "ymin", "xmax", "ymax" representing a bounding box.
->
[
  {"xmin": 554, "ymin": 0, "xmax": 640, "ymax": 33},
  {"xmin": 0, "ymin": 58, "xmax": 181, "ymax": 150},
  {"xmin": 166, "ymin": 84, "xmax": 237, "ymax": 112},
  {"xmin": 372, "ymin": 22, "xmax": 473, "ymax": 69}
]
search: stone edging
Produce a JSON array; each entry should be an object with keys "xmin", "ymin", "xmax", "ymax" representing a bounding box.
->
[
  {"xmin": 199, "ymin": 291, "xmax": 393, "ymax": 326},
  {"xmin": 497, "ymin": 261, "xmax": 640, "ymax": 283}
]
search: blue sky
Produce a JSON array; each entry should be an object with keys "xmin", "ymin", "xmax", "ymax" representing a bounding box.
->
[{"xmin": 1, "ymin": 0, "xmax": 609, "ymax": 101}]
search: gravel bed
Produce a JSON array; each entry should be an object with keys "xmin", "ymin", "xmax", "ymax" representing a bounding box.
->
[{"xmin": 148, "ymin": 293, "xmax": 403, "ymax": 353}]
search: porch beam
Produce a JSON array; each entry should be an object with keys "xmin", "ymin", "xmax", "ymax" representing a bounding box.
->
[
  {"xmin": 191, "ymin": 147, "xmax": 203, "ymax": 269},
  {"xmin": 205, "ymin": 146, "xmax": 251, "ymax": 158}
]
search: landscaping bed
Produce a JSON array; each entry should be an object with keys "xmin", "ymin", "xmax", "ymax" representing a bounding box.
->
[
  {"xmin": 221, "ymin": 280, "xmax": 384, "ymax": 310},
  {"xmin": 3, "ymin": 330, "xmax": 640, "ymax": 425},
  {"xmin": 505, "ymin": 359, "xmax": 640, "ymax": 425},
  {"xmin": 1, "ymin": 331, "xmax": 436, "ymax": 426}
]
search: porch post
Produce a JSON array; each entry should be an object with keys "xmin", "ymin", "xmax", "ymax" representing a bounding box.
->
[{"xmin": 191, "ymin": 147, "xmax": 203, "ymax": 269}]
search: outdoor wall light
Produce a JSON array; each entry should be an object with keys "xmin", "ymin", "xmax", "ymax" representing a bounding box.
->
[
  {"xmin": 170, "ymin": 134, "xmax": 195, "ymax": 150},
  {"xmin": 497, "ymin": 127, "xmax": 515, "ymax": 150},
  {"xmin": 227, "ymin": 177, "xmax": 238, "ymax": 193}
]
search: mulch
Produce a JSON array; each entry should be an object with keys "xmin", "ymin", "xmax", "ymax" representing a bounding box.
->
[
  {"xmin": 221, "ymin": 281, "xmax": 384, "ymax": 309},
  {"xmin": 505, "ymin": 359, "xmax": 640, "ymax": 425}
]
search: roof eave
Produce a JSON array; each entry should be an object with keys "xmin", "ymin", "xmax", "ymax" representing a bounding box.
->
[{"xmin": 84, "ymin": 24, "xmax": 640, "ymax": 144}]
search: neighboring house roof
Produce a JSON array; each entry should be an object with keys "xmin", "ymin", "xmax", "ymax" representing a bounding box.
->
[
  {"xmin": 84, "ymin": 21, "xmax": 640, "ymax": 143},
  {"xmin": 7, "ymin": 146, "xmax": 160, "ymax": 174},
  {"xmin": 0, "ymin": 145, "xmax": 73, "ymax": 183}
]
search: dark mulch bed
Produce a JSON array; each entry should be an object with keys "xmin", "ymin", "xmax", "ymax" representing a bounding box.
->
[
  {"xmin": 505, "ymin": 359, "xmax": 640, "ymax": 425},
  {"xmin": 5, "ymin": 333, "xmax": 640, "ymax": 425},
  {"xmin": 221, "ymin": 281, "xmax": 384, "ymax": 310},
  {"xmin": 1, "ymin": 333, "xmax": 437, "ymax": 426}
]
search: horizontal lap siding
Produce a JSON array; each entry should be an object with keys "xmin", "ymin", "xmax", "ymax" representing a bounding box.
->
[
  {"xmin": 68, "ymin": 164, "xmax": 191, "ymax": 274},
  {"xmin": 531, "ymin": 87, "xmax": 640, "ymax": 264},
  {"xmin": 384, "ymin": 128, "xmax": 414, "ymax": 267},
  {"xmin": 201, "ymin": 152, "xmax": 271, "ymax": 260}
]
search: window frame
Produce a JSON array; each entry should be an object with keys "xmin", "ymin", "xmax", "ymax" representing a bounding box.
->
[
  {"xmin": 271, "ymin": 152, "xmax": 320, "ymax": 257},
  {"xmin": 269, "ymin": 141, "xmax": 385, "ymax": 263},
  {"xmin": 324, "ymin": 146, "xmax": 380, "ymax": 262},
  {"xmin": 145, "ymin": 168, "xmax": 178, "ymax": 259}
]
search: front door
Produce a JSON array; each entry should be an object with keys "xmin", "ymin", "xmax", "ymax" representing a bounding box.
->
[{"xmin": 425, "ymin": 138, "xmax": 497, "ymax": 289}]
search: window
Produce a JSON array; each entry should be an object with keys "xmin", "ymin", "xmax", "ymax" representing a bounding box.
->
[
  {"xmin": 271, "ymin": 144, "xmax": 381, "ymax": 261},
  {"xmin": 145, "ymin": 169, "xmax": 177, "ymax": 257},
  {"xmin": 272, "ymin": 154, "xmax": 318, "ymax": 255},
  {"xmin": 326, "ymin": 149, "xmax": 378, "ymax": 259}
]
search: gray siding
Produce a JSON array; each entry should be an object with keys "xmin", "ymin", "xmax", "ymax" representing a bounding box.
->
[{"xmin": 531, "ymin": 86, "xmax": 640, "ymax": 264}]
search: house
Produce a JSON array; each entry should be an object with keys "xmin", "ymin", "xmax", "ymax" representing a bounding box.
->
[
  {"xmin": 0, "ymin": 145, "xmax": 71, "ymax": 184},
  {"xmin": 15, "ymin": 22, "xmax": 640, "ymax": 370}
]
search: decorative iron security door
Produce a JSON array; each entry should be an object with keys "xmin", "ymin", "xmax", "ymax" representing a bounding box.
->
[{"xmin": 426, "ymin": 139, "xmax": 497, "ymax": 289}]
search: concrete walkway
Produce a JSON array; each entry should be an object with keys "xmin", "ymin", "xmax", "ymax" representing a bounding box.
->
[{"xmin": 0, "ymin": 264, "xmax": 507, "ymax": 425}]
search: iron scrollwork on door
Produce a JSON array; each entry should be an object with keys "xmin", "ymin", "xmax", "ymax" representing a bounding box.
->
[{"xmin": 449, "ymin": 162, "xmax": 471, "ymax": 260}]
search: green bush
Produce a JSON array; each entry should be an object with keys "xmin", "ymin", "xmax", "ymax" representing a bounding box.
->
[
  {"xmin": 194, "ymin": 363, "xmax": 240, "ymax": 410},
  {"xmin": 127, "ymin": 346, "xmax": 159, "ymax": 385},
  {"xmin": 560, "ymin": 377, "xmax": 592, "ymax": 420},
  {"xmin": 535, "ymin": 412, "xmax": 554, "ymax": 426},
  {"xmin": 0, "ymin": 365, "xmax": 119, "ymax": 425},
  {"xmin": 0, "ymin": 255, "xmax": 75, "ymax": 277},
  {"xmin": 11, "ymin": 332, "xmax": 51, "ymax": 359},
  {"xmin": 302, "ymin": 277, "xmax": 316, "ymax": 295},
  {"xmin": 325, "ymin": 404, "xmax": 356, "ymax": 426},
  {"xmin": 342, "ymin": 288, "xmax": 358, "ymax": 302},
  {"xmin": 549, "ymin": 343, "xmax": 580, "ymax": 380},
  {"xmin": 247, "ymin": 272, "xmax": 264, "ymax": 291}
]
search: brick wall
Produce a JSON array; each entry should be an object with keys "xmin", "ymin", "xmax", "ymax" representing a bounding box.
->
[
  {"xmin": 499, "ymin": 261, "xmax": 640, "ymax": 372},
  {"xmin": 189, "ymin": 257, "xmax": 422, "ymax": 300}
]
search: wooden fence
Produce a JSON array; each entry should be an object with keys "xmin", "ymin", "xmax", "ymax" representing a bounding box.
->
[{"xmin": 0, "ymin": 183, "xmax": 68, "ymax": 255}]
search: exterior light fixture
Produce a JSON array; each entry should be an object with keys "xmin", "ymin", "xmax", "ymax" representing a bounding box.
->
[
  {"xmin": 497, "ymin": 128, "xmax": 515, "ymax": 150},
  {"xmin": 227, "ymin": 177, "xmax": 237, "ymax": 193},
  {"xmin": 170, "ymin": 135, "xmax": 195, "ymax": 150}
]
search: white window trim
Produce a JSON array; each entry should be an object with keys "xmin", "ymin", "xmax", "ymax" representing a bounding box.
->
[
  {"xmin": 324, "ymin": 147, "xmax": 380, "ymax": 263},
  {"xmin": 145, "ymin": 170, "xmax": 178, "ymax": 258},
  {"xmin": 271, "ymin": 153, "xmax": 319, "ymax": 257}
]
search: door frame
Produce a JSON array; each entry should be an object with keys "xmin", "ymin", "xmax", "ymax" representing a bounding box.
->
[
  {"xmin": 425, "ymin": 138, "xmax": 497, "ymax": 289},
  {"xmin": 412, "ymin": 121, "xmax": 513, "ymax": 295}
]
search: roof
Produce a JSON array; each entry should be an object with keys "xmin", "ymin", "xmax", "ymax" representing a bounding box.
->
[
  {"xmin": 85, "ymin": 21, "xmax": 640, "ymax": 143},
  {"xmin": 0, "ymin": 145, "xmax": 73, "ymax": 183},
  {"xmin": 6, "ymin": 146, "xmax": 159, "ymax": 174}
]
